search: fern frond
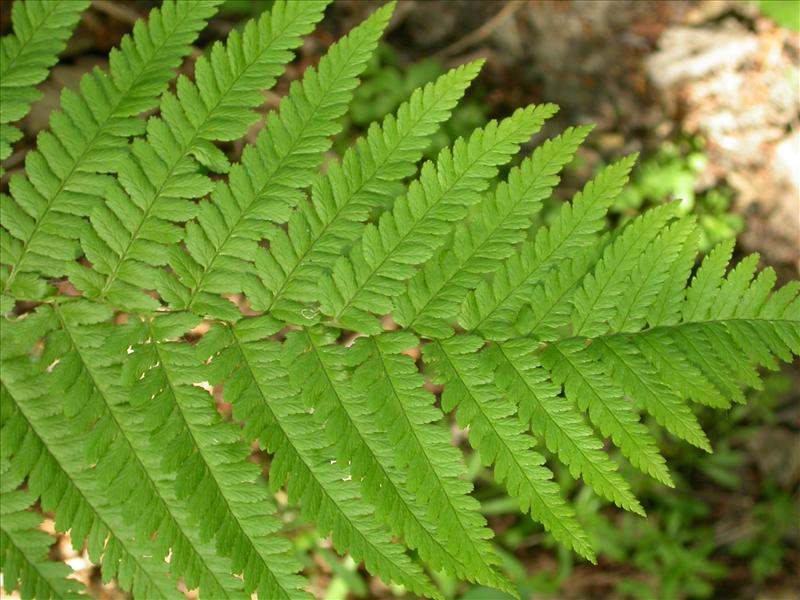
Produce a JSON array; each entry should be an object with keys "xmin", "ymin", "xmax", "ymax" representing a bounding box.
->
[
  {"xmin": 593, "ymin": 336, "xmax": 712, "ymax": 452},
  {"xmin": 570, "ymin": 203, "xmax": 681, "ymax": 338},
  {"xmin": 423, "ymin": 337, "xmax": 595, "ymax": 563},
  {"xmin": 0, "ymin": 371, "xmax": 183, "ymax": 599},
  {"xmin": 123, "ymin": 316, "xmax": 310, "ymax": 599},
  {"xmin": 540, "ymin": 340, "xmax": 672, "ymax": 486},
  {"xmin": 2, "ymin": 1, "xmax": 799, "ymax": 595},
  {"xmin": 610, "ymin": 218, "xmax": 697, "ymax": 333},
  {"xmin": 162, "ymin": 3, "xmax": 394, "ymax": 319},
  {"xmin": 65, "ymin": 0, "xmax": 329, "ymax": 312},
  {"xmin": 0, "ymin": 468, "xmax": 83, "ymax": 600},
  {"xmin": 281, "ymin": 327, "xmax": 509, "ymax": 591},
  {"xmin": 396, "ymin": 125, "xmax": 591, "ymax": 338},
  {"xmin": 318, "ymin": 104, "xmax": 558, "ymax": 333},
  {"xmin": 489, "ymin": 339, "xmax": 644, "ymax": 515},
  {"xmin": 244, "ymin": 61, "xmax": 483, "ymax": 324},
  {"xmin": 26, "ymin": 302, "xmax": 248, "ymax": 597},
  {"xmin": 0, "ymin": 0, "xmax": 88, "ymax": 169},
  {"xmin": 202, "ymin": 322, "xmax": 441, "ymax": 599},
  {"xmin": 1, "ymin": 1, "xmax": 222, "ymax": 304},
  {"xmin": 538, "ymin": 248, "xmax": 799, "ymax": 480},
  {"xmin": 349, "ymin": 333, "xmax": 508, "ymax": 589},
  {"xmin": 459, "ymin": 155, "xmax": 637, "ymax": 338}
]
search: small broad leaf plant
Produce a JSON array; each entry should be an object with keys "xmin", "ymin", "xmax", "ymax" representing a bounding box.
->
[{"xmin": 1, "ymin": 1, "xmax": 797, "ymax": 598}]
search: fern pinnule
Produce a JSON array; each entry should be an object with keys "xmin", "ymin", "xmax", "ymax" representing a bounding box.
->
[
  {"xmin": 594, "ymin": 336, "xmax": 712, "ymax": 451},
  {"xmin": 514, "ymin": 243, "xmax": 603, "ymax": 340},
  {"xmin": 638, "ymin": 220, "xmax": 699, "ymax": 328},
  {"xmin": 285, "ymin": 327, "xmax": 484, "ymax": 589},
  {"xmin": 2, "ymin": 1, "xmax": 221, "ymax": 307},
  {"xmin": 681, "ymin": 238, "xmax": 736, "ymax": 323},
  {"xmin": 636, "ymin": 329, "xmax": 731, "ymax": 409}
]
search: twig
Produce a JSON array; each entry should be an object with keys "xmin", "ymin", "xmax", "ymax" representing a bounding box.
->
[
  {"xmin": 434, "ymin": 1, "xmax": 523, "ymax": 59},
  {"xmin": 91, "ymin": 0, "xmax": 141, "ymax": 25}
]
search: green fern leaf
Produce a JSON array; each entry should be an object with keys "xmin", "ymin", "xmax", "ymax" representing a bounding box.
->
[
  {"xmin": 2, "ymin": 1, "xmax": 222, "ymax": 304},
  {"xmin": 65, "ymin": 0, "xmax": 328, "ymax": 311},
  {"xmin": 490, "ymin": 339, "xmax": 644, "ymax": 515},
  {"xmin": 0, "ymin": 373, "xmax": 184, "ymax": 599},
  {"xmin": 123, "ymin": 316, "xmax": 310, "ymax": 599},
  {"xmin": 541, "ymin": 339, "xmax": 673, "ymax": 486},
  {"xmin": 349, "ymin": 332, "xmax": 508, "ymax": 589},
  {"xmin": 610, "ymin": 217, "xmax": 697, "ymax": 333},
  {"xmin": 570, "ymin": 203, "xmax": 680, "ymax": 338},
  {"xmin": 396, "ymin": 125, "xmax": 592, "ymax": 338},
  {"xmin": 459, "ymin": 155, "xmax": 637, "ymax": 338},
  {"xmin": 23, "ymin": 302, "xmax": 248, "ymax": 597},
  {"xmin": 2, "ymin": 1, "xmax": 799, "ymax": 597},
  {"xmin": 319, "ymin": 104, "xmax": 557, "ymax": 333},
  {"xmin": 244, "ymin": 60, "xmax": 483, "ymax": 324},
  {"xmin": 0, "ymin": 0, "xmax": 88, "ymax": 169},
  {"xmin": 201, "ymin": 322, "xmax": 441, "ymax": 599},
  {"xmin": 282, "ymin": 326, "xmax": 509, "ymax": 592},
  {"xmin": 424, "ymin": 336, "xmax": 595, "ymax": 564},
  {"xmin": 681, "ymin": 239, "xmax": 736, "ymax": 322},
  {"xmin": 162, "ymin": 3, "xmax": 394, "ymax": 319}
]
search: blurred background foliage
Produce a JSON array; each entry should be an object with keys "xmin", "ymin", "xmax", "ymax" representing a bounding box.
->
[{"xmin": 1, "ymin": 0, "xmax": 797, "ymax": 599}]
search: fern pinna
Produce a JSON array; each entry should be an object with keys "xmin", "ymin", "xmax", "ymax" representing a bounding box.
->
[{"xmin": 0, "ymin": 1, "xmax": 798, "ymax": 598}]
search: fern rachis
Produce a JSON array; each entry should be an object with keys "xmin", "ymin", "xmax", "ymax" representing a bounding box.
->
[{"xmin": 1, "ymin": 1, "xmax": 798, "ymax": 599}]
